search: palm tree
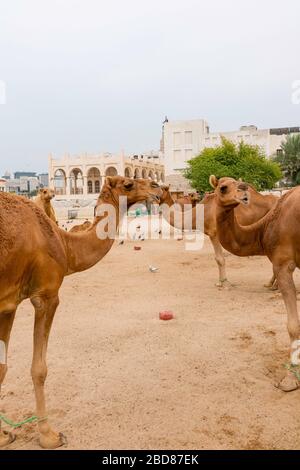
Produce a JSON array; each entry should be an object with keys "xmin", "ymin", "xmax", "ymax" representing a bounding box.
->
[{"xmin": 276, "ymin": 134, "xmax": 300, "ymax": 185}]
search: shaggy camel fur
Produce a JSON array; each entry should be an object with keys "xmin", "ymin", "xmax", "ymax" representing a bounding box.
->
[
  {"xmin": 0, "ymin": 176, "xmax": 162, "ymax": 449},
  {"xmin": 210, "ymin": 175, "xmax": 300, "ymax": 391},
  {"xmin": 69, "ymin": 220, "xmax": 92, "ymax": 233},
  {"xmin": 160, "ymin": 184, "xmax": 277, "ymax": 287},
  {"xmin": 34, "ymin": 188, "xmax": 56, "ymax": 223}
]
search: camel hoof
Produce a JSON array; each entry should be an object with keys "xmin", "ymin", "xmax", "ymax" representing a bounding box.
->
[
  {"xmin": 275, "ymin": 372, "xmax": 300, "ymax": 392},
  {"xmin": 264, "ymin": 283, "xmax": 279, "ymax": 291},
  {"xmin": 264, "ymin": 283, "xmax": 272, "ymax": 289},
  {"xmin": 0, "ymin": 430, "xmax": 16, "ymax": 447},
  {"xmin": 39, "ymin": 431, "xmax": 67, "ymax": 449},
  {"xmin": 216, "ymin": 280, "xmax": 233, "ymax": 289},
  {"xmin": 269, "ymin": 292, "xmax": 282, "ymax": 300}
]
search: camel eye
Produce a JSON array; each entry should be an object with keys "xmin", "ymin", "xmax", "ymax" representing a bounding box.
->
[
  {"xmin": 124, "ymin": 181, "xmax": 134, "ymax": 190},
  {"xmin": 151, "ymin": 182, "xmax": 159, "ymax": 188},
  {"xmin": 220, "ymin": 185, "xmax": 227, "ymax": 194}
]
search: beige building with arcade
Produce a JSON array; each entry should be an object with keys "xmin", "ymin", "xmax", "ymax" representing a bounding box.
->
[{"xmin": 49, "ymin": 152, "xmax": 164, "ymax": 200}]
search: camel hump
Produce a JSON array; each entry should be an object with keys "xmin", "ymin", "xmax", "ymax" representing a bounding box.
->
[{"xmin": 0, "ymin": 192, "xmax": 66, "ymax": 269}]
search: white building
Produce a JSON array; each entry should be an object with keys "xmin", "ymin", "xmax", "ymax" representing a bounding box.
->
[
  {"xmin": 0, "ymin": 178, "xmax": 7, "ymax": 192},
  {"xmin": 163, "ymin": 118, "xmax": 300, "ymax": 176},
  {"xmin": 1, "ymin": 171, "xmax": 46, "ymax": 195},
  {"xmin": 49, "ymin": 152, "xmax": 164, "ymax": 200},
  {"xmin": 39, "ymin": 173, "xmax": 49, "ymax": 187}
]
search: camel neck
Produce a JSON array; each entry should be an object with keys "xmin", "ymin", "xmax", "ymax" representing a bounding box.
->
[
  {"xmin": 62, "ymin": 199, "xmax": 121, "ymax": 274},
  {"xmin": 216, "ymin": 203, "xmax": 265, "ymax": 257},
  {"xmin": 163, "ymin": 192, "xmax": 176, "ymax": 207},
  {"xmin": 161, "ymin": 194, "xmax": 198, "ymax": 231},
  {"xmin": 247, "ymin": 188, "xmax": 275, "ymax": 213}
]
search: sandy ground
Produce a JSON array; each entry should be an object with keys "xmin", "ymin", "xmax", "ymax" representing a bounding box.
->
[{"xmin": 2, "ymin": 234, "xmax": 300, "ymax": 450}]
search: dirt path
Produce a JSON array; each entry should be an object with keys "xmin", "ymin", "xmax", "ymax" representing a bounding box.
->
[{"xmin": 2, "ymin": 237, "xmax": 300, "ymax": 450}]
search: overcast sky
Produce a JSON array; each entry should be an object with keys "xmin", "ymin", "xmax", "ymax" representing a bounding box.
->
[{"xmin": 0, "ymin": 0, "xmax": 299, "ymax": 176}]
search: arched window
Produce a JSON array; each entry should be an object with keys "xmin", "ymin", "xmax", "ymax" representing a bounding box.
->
[
  {"xmin": 134, "ymin": 168, "xmax": 141, "ymax": 179},
  {"xmin": 87, "ymin": 167, "xmax": 101, "ymax": 194},
  {"xmin": 125, "ymin": 167, "xmax": 132, "ymax": 178},
  {"xmin": 88, "ymin": 181, "xmax": 93, "ymax": 194},
  {"xmin": 70, "ymin": 168, "xmax": 84, "ymax": 195},
  {"xmin": 95, "ymin": 180, "xmax": 100, "ymax": 193},
  {"xmin": 105, "ymin": 167, "xmax": 118, "ymax": 176},
  {"xmin": 54, "ymin": 169, "xmax": 66, "ymax": 195}
]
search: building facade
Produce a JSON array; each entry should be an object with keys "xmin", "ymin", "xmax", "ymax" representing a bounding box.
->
[
  {"xmin": 0, "ymin": 172, "xmax": 48, "ymax": 195},
  {"xmin": 49, "ymin": 152, "xmax": 164, "ymax": 199},
  {"xmin": 163, "ymin": 118, "xmax": 300, "ymax": 176},
  {"xmin": 0, "ymin": 178, "xmax": 6, "ymax": 192},
  {"xmin": 38, "ymin": 173, "xmax": 49, "ymax": 187}
]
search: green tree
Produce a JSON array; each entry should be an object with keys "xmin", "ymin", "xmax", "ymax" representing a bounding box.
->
[
  {"xmin": 184, "ymin": 138, "xmax": 282, "ymax": 193},
  {"xmin": 274, "ymin": 134, "xmax": 300, "ymax": 186}
]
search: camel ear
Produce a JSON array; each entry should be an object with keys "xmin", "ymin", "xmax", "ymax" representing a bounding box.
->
[
  {"xmin": 238, "ymin": 178, "xmax": 243, "ymax": 182},
  {"xmin": 209, "ymin": 175, "xmax": 218, "ymax": 188},
  {"xmin": 161, "ymin": 184, "xmax": 170, "ymax": 191},
  {"xmin": 105, "ymin": 176, "xmax": 117, "ymax": 188}
]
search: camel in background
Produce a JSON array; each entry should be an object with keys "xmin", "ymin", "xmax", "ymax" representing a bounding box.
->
[
  {"xmin": 0, "ymin": 176, "xmax": 162, "ymax": 449},
  {"xmin": 210, "ymin": 175, "xmax": 300, "ymax": 391},
  {"xmin": 69, "ymin": 220, "xmax": 92, "ymax": 233},
  {"xmin": 160, "ymin": 184, "xmax": 277, "ymax": 287},
  {"xmin": 176, "ymin": 192, "xmax": 200, "ymax": 208},
  {"xmin": 34, "ymin": 188, "xmax": 57, "ymax": 223}
]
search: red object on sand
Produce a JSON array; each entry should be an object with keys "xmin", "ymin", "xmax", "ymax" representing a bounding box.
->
[
  {"xmin": 134, "ymin": 246, "xmax": 141, "ymax": 251},
  {"xmin": 159, "ymin": 311, "xmax": 174, "ymax": 321}
]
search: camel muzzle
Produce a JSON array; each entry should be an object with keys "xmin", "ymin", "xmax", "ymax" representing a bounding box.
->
[
  {"xmin": 238, "ymin": 193, "xmax": 250, "ymax": 205},
  {"xmin": 149, "ymin": 195, "xmax": 161, "ymax": 203}
]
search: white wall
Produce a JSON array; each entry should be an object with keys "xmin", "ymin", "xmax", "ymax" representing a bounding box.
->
[{"xmin": 163, "ymin": 119, "xmax": 209, "ymax": 175}]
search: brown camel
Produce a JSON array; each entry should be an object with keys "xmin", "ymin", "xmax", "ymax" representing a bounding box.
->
[
  {"xmin": 69, "ymin": 220, "xmax": 92, "ymax": 232},
  {"xmin": 34, "ymin": 188, "xmax": 57, "ymax": 223},
  {"xmin": 0, "ymin": 176, "xmax": 162, "ymax": 449},
  {"xmin": 210, "ymin": 175, "xmax": 300, "ymax": 391},
  {"xmin": 175, "ymin": 192, "xmax": 200, "ymax": 208},
  {"xmin": 160, "ymin": 184, "xmax": 277, "ymax": 287}
]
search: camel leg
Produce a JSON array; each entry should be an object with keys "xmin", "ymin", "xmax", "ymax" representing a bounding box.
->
[
  {"xmin": 0, "ymin": 310, "xmax": 16, "ymax": 447},
  {"xmin": 31, "ymin": 295, "xmax": 66, "ymax": 449},
  {"xmin": 275, "ymin": 263, "xmax": 300, "ymax": 392},
  {"xmin": 264, "ymin": 273, "xmax": 278, "ymax": 291},
  {"xmin": 210, "ymin": 236, "xmax": 231, "ymax": 287}
]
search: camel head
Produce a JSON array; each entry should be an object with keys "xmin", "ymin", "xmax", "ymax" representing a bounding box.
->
[
  {"xmin": 209, "ymin": 175, "xmax": 250, "ymax": 207},
  {"xmin": 39, "ymin": 187, "xmax": 55, "ymax": 202},
  {"xmin": 188, "ymin": 192, "xmax": 201, "ymax": 205},
  {"xmin": 83, "ymin": 220, "xmax": 92, "ymax": 228},
  {"xmin": 98, "ymin": 176, "xmax": 163, "ymax": 208}
]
